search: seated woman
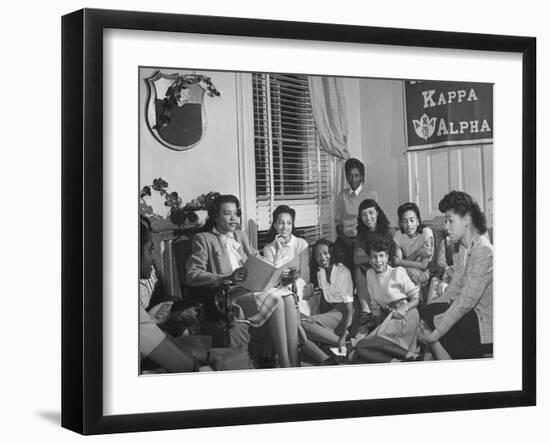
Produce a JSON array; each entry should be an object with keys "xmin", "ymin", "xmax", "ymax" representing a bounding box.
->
[
  {"xmin": 185, "ymin": 195, "xmax": 300, "ymax": 368},
  {"xmin": 139, "ymin": 216, "xmax": 199, "ymax": 372},
  {"xmin": 392, "ymin": 202, "xmax": 434, "ymax": 287},
  {"xmin": 300, "ymin": 239, "xmax": 354, "ymax": 353},
  {"xmin": 418, "ymin": 191, "xmax": 493, "ymax": 360},
  {"xmin": 353, "ymin": 199, "xmax": 396, "ymax": 329},
  {"xmin": 353, "ymin": 237, "xmax": 420, "ymax": 363},
  {"xmin": 263, "ymin": 205, "xmax": 317, "ymax": 316}
]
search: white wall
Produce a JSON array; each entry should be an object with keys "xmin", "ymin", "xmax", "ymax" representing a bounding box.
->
[
  {"xmin": 359, "ymin": 78, "xmax": 409, "ymax": 224},
  {"xmin": 408, "ymin": 144, "xmax": 494, "ymax": 221},
  {"xmin": 3, "ymin": 1, "xmax": 546, "ymax": 443},
  {"xmin": 139, "ymin": 68, "xmax": 241, "ymax": 218}
]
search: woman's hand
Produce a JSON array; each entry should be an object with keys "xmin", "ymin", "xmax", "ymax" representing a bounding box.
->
[
  {"xmin": 148, "ymin": 301, "xmax": 173, "ymax": 324},
  {"xmin": 334, "ymin": 323, "xmax": 347, "ymax": 346},
  {"xmin": 279, "ymin": 268, "xmax": 291, "ymax": 286},
  {"xmin": 280, "ymin": 268, "xmax": 300, "ymax": 286},
  {"xmin": 418, "ymin": 320, "xmax": 441, "ymax": 344},
  {"xmin": 419, "ymin": 241, "xmax": 434, "ymax": 258},
  {"xmin": 274, "ymin": 234, "xmax": 286, "ymax": 252},
  {"xmin": 337, "ymin": 334, "xmax": 346, "ymax": 349},
  {"xmin": 391, "ymin": 302, "xmax": 408, "ymax": 320},
  {"xmin": 230, "ymin": 267, "xmax": 248, "ymax": 284},
  {"xmin": 437, "ymin": 281, "xmax": 449, "ymax": 297}
]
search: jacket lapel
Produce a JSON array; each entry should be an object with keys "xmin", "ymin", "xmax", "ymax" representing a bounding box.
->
[
  {"xmin": 212, "ymin": 232, "xmax": 233, "ymax": 274},
  {"xmin": 234, "ymin": 231, "xmax": 249, "ymax": 263}
]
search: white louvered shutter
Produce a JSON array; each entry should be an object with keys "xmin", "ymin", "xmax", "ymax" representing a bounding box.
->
[{"xmin": 253, "ymin": 73, "xmax": 335, "ymax": 248}]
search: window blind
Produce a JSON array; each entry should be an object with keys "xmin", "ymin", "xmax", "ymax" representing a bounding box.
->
[{"xmin": 253, "ymin": 73, "xmax": 334, "ymax": 248}]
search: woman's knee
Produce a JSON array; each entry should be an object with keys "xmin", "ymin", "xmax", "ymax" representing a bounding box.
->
[{"xmin": 273, "ymin": 296, "xmax": 285, "ymax": 311}]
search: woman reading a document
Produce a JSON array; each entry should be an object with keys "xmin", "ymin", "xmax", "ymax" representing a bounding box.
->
[{"xmin": 185, "ymin": 194, "xmax": 300, "ymax": 368}]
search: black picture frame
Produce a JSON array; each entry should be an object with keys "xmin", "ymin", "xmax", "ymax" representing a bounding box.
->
[{"xmin": 61, "ymin": 8, "xmax": 536, "ymax": 435}]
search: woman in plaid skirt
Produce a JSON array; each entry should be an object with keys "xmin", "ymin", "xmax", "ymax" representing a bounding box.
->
[{"xmin": 186, "ymin": 195, "xmax": 300, "ymax": 368}]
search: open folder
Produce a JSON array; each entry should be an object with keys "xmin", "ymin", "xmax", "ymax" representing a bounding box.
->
[{"xmin": 237, "ymin": 254, "xmax": 291, "ymax": 292}]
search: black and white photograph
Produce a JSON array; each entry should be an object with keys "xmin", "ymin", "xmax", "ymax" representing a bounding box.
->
[
  {"xmin": 2, "ymin": 0, "xmax": 547, "ymax": 439},
  {"xmin": 138, "ymin": 67, "xmax": 494, "ymax": 373},
  {"xmin": 56, "ymin": 5, "xmax": 537, "ymax": 436}
]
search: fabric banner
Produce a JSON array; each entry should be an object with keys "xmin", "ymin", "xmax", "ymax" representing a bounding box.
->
[{"xmin": 405, "ymin": 80, "xmax": 493, "ymax": 151}]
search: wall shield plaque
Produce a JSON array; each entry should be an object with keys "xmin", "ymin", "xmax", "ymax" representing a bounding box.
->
[{"xmin": 146, "ymin": 71, "xmax": 220, "ymax": 151}]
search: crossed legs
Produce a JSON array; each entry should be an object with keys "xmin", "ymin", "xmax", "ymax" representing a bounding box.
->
[{"xmin": 266, "ymin": 296, "xmax": 300, "ymax": 368}]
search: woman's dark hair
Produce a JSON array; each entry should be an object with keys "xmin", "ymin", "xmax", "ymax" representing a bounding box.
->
[
  {"xmin": 438, "ymin": 191, "xmax": 488, "ymax": 234},
  {"xmin": 204, "ymin": 194, "xmax": 241, "ymax": 232},
  {"xmin": 367, "ymin": 236, "xmax": 392, "ymax": 255},
  {"xmin": 140, "ymin": 215, "xmax": 152, "ymax": 248},
  {"xmin": 266, "ymin": 205, "xmax": 297, "ymax": 242},
  {"xmin": 344, "ymin": 158, "xmax": 365, "ymax": 178},
  {"xmin": 356, "ymin": 199, "xmax": 391, "ymax": 236},
  {"xmin": 309, "ymin": 238, "xmax": 337, "ymax": 287},
  {"xmin": 397, "ymin": 202, "xmax": 424, "ymax": 234}
]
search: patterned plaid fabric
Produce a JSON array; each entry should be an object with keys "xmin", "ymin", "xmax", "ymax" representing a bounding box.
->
[
  {"xmin": 434, "ymin": 233, "xmax": 493, "ymax": 344},
  {"xmin": 232, "ymin": 286, "xmax": 293, "ymax": 328}
]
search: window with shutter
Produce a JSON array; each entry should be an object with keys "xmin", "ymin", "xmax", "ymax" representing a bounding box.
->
[{"xmin": 253, "ymin": 73, "xmax": 335, "ymax": 249}]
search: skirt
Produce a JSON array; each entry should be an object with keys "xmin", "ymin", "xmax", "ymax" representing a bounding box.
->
[
  {"xmin": 356, "ymin": 308, "xmax": 420, "ymax": 353},
  {"xmin": 230, "ymin": 286, "xmax": 295, "ymax": 328}
]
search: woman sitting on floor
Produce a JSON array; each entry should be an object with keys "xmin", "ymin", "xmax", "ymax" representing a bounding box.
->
[
  {"xmin": 353, "ymin": 237, "xmax": 420, "ymax": 363},
  {"xmin": 300, "ymin": 239, "xmax": 354, "ymax": 354},
  {"xmin": 392, "ymin": 202, "xmax": 434, "ymax": 287},
  {"xmin": 185, "ymin": 194, "xmax": 300, "ymax": 368},
  {"xmin": 354, "ymin": 199, "xmax": 396, "ymax": 330}
]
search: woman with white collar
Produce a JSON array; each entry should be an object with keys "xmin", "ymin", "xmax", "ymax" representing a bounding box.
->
[
  {"xmin": 263, "ymin": 205, "xmax": 314, "ymax": 316},
  {"xmin": 186, "ymin": 195, "xmax": 300, "ymax": 368},
  {"xmin": 266, "ymin": 208, "xmax": 354, "ymax": 353}
]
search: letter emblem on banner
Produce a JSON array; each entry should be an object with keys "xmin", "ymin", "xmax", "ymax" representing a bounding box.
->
[{"xmin": 412, "ymin": 113, "xmax": 437, "ymax": 141}]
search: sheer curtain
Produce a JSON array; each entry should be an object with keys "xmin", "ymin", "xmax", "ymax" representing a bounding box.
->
[{"xmin": 308, "ymin": 76, "xmax": 350, "ymax": 203}]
